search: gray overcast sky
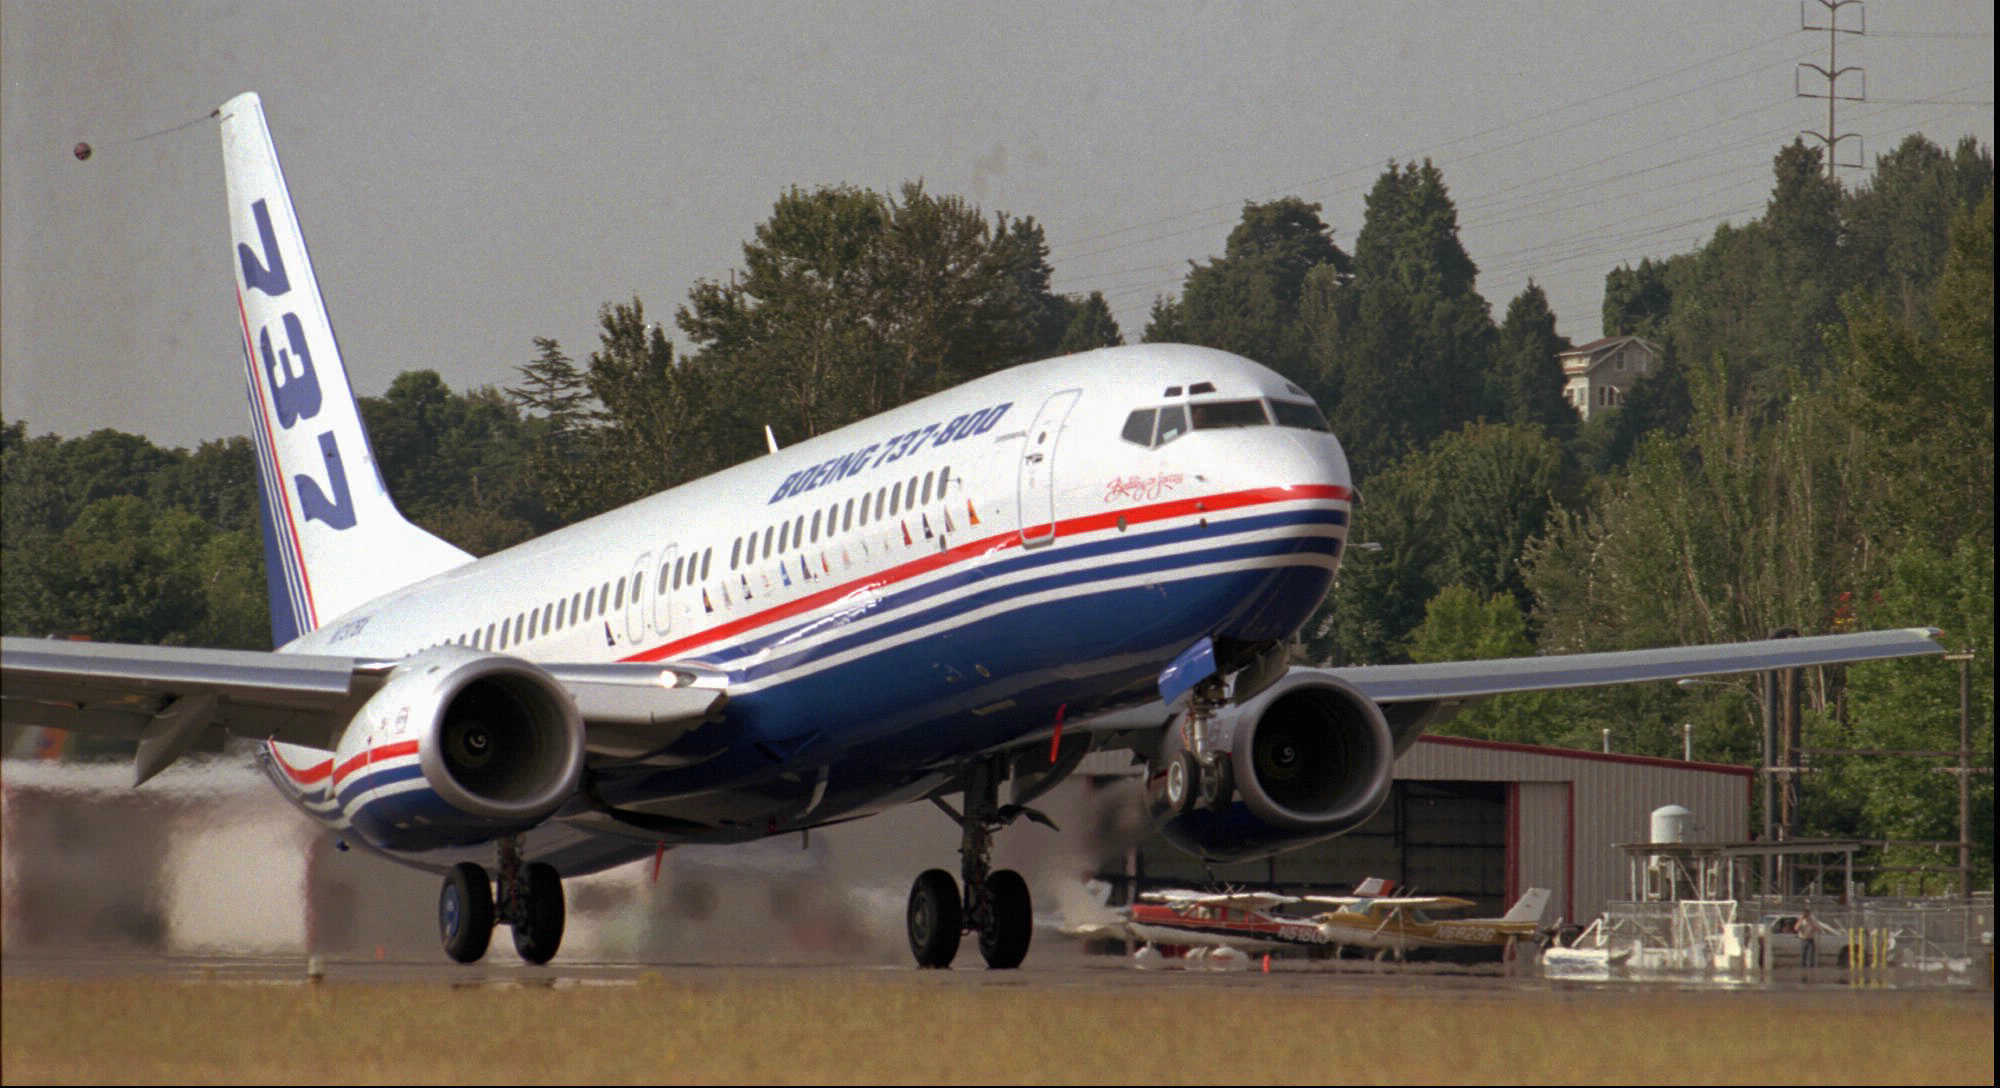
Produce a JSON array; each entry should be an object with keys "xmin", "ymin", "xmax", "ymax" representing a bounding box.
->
[{"xmin": 4, "ymin": 1, "xmax": 1992, "ymax": 448}]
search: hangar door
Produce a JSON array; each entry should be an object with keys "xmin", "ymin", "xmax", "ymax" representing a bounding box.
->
[
  {"xmin": 1398, "ymin": 780, "xmax": 1507, "ymax": 915},
  {"xmin": 1117, "ymin": 780, "xmax": 1508, "ymax": 914}
]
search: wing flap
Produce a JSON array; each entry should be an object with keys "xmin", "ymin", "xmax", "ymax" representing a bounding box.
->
[{"xmin": 1, "ymin": 637, "xmax": 377, "ymax": 752}]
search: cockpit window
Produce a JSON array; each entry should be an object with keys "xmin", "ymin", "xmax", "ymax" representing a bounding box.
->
[
  {"xmin": 1189, "ymin": 399, "xmax": 1270, "ymax": 429},
  {"xmin": 1120, "ymin": 408, "xmax": 1157, "ymax": 447},
  {"xmin": 1269, "ymin": 398, "xmax": 1330, "ymax": 432},
  {"xmin": 1155, "ymin": 404, "xmax": 1189, "ymax": 445}
]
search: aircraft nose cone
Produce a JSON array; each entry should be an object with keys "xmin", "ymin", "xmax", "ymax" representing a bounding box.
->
[{"xmin": 1267, "ymin": 428, "xmax": 1353, "ymax": 498}]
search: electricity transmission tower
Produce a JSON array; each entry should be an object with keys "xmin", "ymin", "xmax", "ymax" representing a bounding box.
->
[{"xmin": 1797, "ymin": 0, "xmax": 1867, "ymax": 177}]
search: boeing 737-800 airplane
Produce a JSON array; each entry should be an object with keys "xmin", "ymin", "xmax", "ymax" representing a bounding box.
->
[{"xmin": 0, "ymin": 93, "xmax": 1946, "ymax": 968}]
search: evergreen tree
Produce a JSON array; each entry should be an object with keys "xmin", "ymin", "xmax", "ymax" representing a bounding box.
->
[
  {"xmin": 1308, "ymin": 160, "xmax": 1497, "ymax": 475},
  {"xmin": 1140, "ymin": 197, "xmax": 1349, "ymax": 383},
  {"xmin": 1601, "ymin": 258, "xmax": 1671, "ymax": 339},
  {"xmin": 1055, "ymin": 291, "xmax": 1124, "ymax": 353},
  {"xmin": 1493, "ymin": 281, "xmax": 1574, "ymax": 434},
  {"xmin": 506, "ymin": 337, "xmax": 606, "ymax": 524}
]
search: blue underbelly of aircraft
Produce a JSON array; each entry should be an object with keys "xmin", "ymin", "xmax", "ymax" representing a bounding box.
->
[{"xmin": 585, "ymin": 538, "xmax": 1338, "ymax": 829}]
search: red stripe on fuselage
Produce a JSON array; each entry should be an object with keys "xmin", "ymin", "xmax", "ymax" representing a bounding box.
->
[{"xmin": 622, "ymin": 482, "xmax": 1349, "ymax": 666}]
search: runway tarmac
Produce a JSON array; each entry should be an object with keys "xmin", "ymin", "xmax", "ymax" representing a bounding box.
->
[{"xmin": 4, "ymin": 944, "xmax": 1985, "ymax": 999}]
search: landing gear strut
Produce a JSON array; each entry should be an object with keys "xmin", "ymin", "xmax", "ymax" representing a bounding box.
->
[
  {"xmin": 1165, "ymin": 677, "xmax": 1234, "ymax": 815},
  {"xmin": 436, "ymin": 837, "xmax": 566, "ymax": 965},
  {"xmin": 907, "ymin": 758, "xmax": 1053, "ymax": 969}
]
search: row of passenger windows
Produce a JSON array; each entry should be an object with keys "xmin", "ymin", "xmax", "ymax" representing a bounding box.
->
[
  {"xmin": 446, "ymin": 562, "xmax": 681, "ymax": 655},
  {"xmin": 730, "ymin": 465, "xmax": 952, "ymax": 570},
  {"xmin": 416, "ymin": 464, "xmax": 965, "ymax": 656},
  {"xmin": 1118, "ymin": 397, "xmax": 1329, "ymax": 449}
]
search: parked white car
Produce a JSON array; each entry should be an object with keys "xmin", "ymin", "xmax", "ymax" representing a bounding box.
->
[{"xmin": 1758, "ymin": 913, "xmax": 1859, "ymax": 967}]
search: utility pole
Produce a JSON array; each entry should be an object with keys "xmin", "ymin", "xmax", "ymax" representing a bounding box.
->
[
  {"xmin": 1944, "ymin": 652, "xmax": 1976, "ymax": 898},
  {"xmin": 1765, "ymin": 628, "xmax": 1798, "ymax": 893},
  {"xmin": 1798, "ymin": 0, "xmax": 1867, "ymax": 178}
]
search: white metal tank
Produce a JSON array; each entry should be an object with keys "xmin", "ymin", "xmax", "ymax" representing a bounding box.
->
[{"xmin": 1651, "ymin": 804, "xmax": 1694, "ymax": 844}]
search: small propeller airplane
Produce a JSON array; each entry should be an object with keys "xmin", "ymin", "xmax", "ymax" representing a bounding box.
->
[
  {"xmin": 1062, "ymin": 885, "xmax": 1338, "ymax": 969},
  {"xmin": 1064, "ymin": 877, "xmax": 1550, "ymax": 967},
  {"xmin": 1307, "ymin": 880, "xmax": 1552, "ymax": 962}
]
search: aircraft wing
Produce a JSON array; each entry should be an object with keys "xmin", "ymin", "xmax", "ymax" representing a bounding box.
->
[
  {"xmin": 1373, "ymin": 896, "xmax": 1476, "ymax": 911},
  {"xmin": 1299, "ymin": 894, "xmax": 1476, "ymax": 910},
  {"xmin": 1139, "ymin": 889, "xmax": 1301, "ymax": 911},
  {"xmin": 1059, "ymin": 918, "xmax": 1137, "ymax": 941},
  {"xmin": 1331, "ymin": 627, "xmax": 1941, "ymax": 702},
  {"xmin": 1325, "ymin": 627, "xmax": 1944, "ymax": 752},
  {"xmin": 0, "ymin": 637, "xmax": 728, "ymax": 781}
]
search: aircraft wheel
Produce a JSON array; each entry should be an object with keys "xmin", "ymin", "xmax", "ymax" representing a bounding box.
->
[
  {"xmin": 1163, "ymin": 751, "xmax": 1198, "ymax": 814},
  {"xmin": 1198, "ymin": 753, "xmax": 1234, "ymax": 811},
  {"xmin": 907, "ymin": 868, "xmax": 962, "ymax": 968},
  {"xmin": 511, "ymin": 862, "xmax": 566, "ymax": 965},
  {"xmin": 978, "ymin": 869, "xmax": 1032, "ymax": 969},
  {"xmin": 439, "ymin": 862, "xmax": 494, "ymax": 964}
]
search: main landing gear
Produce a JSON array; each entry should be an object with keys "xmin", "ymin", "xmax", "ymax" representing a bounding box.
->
[
  {"xmin": 438, "ymin": 836, "xmax": 566, "ymax": 965},
  {"xmin": 1163, "ymin": 676, "xmax": 1234, "ymax": 815},
  {"xmin": 907, "ymin": 759, "xmax": 1054, "ymax": 969}
]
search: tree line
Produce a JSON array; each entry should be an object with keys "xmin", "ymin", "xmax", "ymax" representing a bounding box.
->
[{"xmin": 4, "ymin": 135, "xmax": 1989, "ymax": 890}]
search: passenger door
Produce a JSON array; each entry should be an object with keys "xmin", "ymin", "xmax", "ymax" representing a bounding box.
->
[
  {"xmin": 652, "ymin": 544, "xmax": 678, "ymax": 634},
  {"xmin": 1017, "ymin": 389, "xmax": 1081, "ymax": 549},
  {"xmin": 624, "ymin": 552, "xmax": 652, "ymax": 644}
]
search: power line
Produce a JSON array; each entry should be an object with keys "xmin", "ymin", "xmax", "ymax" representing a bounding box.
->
[
  {"xmin": 1869, "ymin": 30, "xmax": 1993, "ymax": 39},
  {"xmin": 1055, "ymin": 31, "xmax": 1804, "ymax": 257}
]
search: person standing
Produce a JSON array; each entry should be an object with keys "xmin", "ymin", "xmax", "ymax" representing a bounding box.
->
[{"xmin": 1797, "ymin": 908, "xmax": 1822, "ymax": 968}]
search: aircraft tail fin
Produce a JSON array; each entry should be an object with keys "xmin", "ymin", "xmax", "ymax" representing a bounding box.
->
[
  {"xmin": 1352, "ymin": 876, "xmax": 1395, "ymax": 898},
  {"xmin": 218, "ymin": 92, "xmax": 472, "ymax": 646},
  {"xmin": 1503, "ymin": 888, "xmax": 1552, "ymax": 925}
]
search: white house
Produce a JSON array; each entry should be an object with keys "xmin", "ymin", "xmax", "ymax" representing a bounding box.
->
[{"xmin": 1561, "ymin": 336, "xmax": 1661, "ymax": 420}]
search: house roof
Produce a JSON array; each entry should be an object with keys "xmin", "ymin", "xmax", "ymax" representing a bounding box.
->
[{"xmin": 1560, "ymin": 335, "xmax": 1658, "ymax": 376}]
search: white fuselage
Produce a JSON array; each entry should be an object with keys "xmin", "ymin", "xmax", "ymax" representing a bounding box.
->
[{"xmin": 265, "ymin": 344, "xmax": 1354, "ymax": 872}]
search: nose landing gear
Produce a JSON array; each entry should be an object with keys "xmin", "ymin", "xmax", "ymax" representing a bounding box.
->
[
  {"xmin": 435, "ymin": 836, "xmax": 567, "ymax": 965},
  {"xmin": 906, "ymin": 759, "xmax": 1054, "ymax": 969},
  {"xmin": 1164, "ymin": 677, "xmax": 1236, "ymax": 815}
]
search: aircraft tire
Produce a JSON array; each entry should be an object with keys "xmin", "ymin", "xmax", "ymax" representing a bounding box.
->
[
  {"xmin": 511, "ymin": 862, "xmax": 565, "ymax": 965},
  {"xmin": 907, "ymin": 868, "xmax": 962, "ymax": 968},
  {"xmin": 978, "ymin": 869, "xmax": 1032, "ymax": 970},
  {"xmin": 1164, "ymin": 751, "xmax": 1198, "ymax": 814},
  {"xmin": 1198, "ymin": 752, "xmax": 1234, "ymax": 811},
  {"xmin": 439, "ymin": 862, "xmax": 495, "ymax": 964}
]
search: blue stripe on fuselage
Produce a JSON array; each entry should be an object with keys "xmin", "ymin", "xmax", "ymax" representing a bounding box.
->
[
  {"xmin": 698, "ymin": 506, "xmax": 1346, "ymax": 673},
  {"xmin": 735, "ymin": 526, "xmax": 1341, "ymax": 686}
]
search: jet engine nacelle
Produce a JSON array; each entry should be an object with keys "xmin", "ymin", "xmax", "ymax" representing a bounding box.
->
[
  {"xmin": 1146, "ymin": 669, "xmax": 1395, "ymax": 862},
  {"xmin": 333, "ymin": 646, "xmax": 586, "ymax": 851}
]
